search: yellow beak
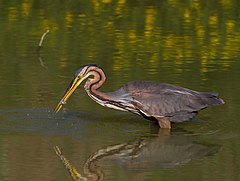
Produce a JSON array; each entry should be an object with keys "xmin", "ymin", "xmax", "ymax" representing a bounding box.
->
[{"xmin": 55, "ymin": 76, "xmax": 84, "ymax": 113}]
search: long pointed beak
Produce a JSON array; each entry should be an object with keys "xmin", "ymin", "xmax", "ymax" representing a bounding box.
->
[{"xmin": 55, "ymin": 76, "xmax": 84, "ymax": 113}]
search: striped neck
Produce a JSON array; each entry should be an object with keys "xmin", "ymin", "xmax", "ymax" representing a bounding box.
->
[
  {"xmin": 84, "ymin": 67, "xmax": 109, "ymax": 102},
  {"xmin": 83, "ymin": 66, "xmax": 137, "ymax": 113}
]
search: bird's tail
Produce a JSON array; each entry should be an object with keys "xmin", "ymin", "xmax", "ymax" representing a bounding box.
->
[{"xmin": 201, "ymin": 92, "xmax": 225, "ymax": 106}]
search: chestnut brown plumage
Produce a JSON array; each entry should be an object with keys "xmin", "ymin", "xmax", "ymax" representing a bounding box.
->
[{"xmin": 55, "ymin": 64, "xmax": 224, "ymax": 129}]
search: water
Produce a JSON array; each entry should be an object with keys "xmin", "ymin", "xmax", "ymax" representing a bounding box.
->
[{"xmin": 0, "ymin": 1, "xmax": 240, "ymax": 180}]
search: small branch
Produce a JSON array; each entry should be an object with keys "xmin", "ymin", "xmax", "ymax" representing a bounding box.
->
[
  {"xmin": 36, "ymin": 29, "xmax": 50, "ymax": 53},
  {"xmin": 36, "ymin": 29, "xmax": 50, "ymax": 69}
]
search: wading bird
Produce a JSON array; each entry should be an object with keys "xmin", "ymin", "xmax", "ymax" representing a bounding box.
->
[{"xmin": 55, "ymin": 64, "xmax": 224, "ymax": 129}]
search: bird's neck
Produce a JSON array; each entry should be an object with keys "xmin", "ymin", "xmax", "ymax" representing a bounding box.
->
[
  {"xmin": 84, "ymin": 67, "xmax": 110, "ymax": 102},
  {"xmin": 84, "ymin": 67, "xmax": 133, "ymax": 112}
]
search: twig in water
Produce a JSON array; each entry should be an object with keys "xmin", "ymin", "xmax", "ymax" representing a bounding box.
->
[
  {"xmin": 36, "ymin": 29, "xmax": 50, "ymax": 69},
  {"xmin": 37, "ymin": 29, "xmax": 50, "ymax": 52}
]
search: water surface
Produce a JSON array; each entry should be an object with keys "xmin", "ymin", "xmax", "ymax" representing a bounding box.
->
[{"xmin": 0, "ymin": 1, "xmax": 240, "ymax": 180}]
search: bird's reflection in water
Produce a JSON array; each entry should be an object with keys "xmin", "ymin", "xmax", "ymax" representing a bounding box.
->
[{"xmin": 55, "ymin": 129, "xmax": 221, "ymax": 181}]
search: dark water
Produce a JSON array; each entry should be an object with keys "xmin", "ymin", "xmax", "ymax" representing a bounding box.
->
[{"xmin": 0, "ymin": 1, "xmax": 240, "ymax": 180}]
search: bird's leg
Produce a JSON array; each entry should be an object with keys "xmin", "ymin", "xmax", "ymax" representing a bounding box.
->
[{"xmin": 156, "ymin": 117, "xmax": 171, "ymax": 129}]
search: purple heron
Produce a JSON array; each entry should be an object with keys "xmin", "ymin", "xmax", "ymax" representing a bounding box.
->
[{"xmin": 55, "ymin": 64, "xmax": 224, "ymax": 129}]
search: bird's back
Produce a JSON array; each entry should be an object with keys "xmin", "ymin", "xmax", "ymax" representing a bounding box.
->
[{"xmin": 110, "ymin": 80, "xmax": 224, "ymax": 122}]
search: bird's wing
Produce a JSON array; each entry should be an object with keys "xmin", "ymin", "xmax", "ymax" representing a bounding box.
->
[
  {"xmin": 129, "ymin": 87, "xmax": 208, "ymax": 118},
  {"xmin": 109, "ymin": 80, "xmax": 222, "ymax": 121}
]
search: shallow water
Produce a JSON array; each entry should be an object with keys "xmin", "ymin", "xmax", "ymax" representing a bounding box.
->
[{"xmin": 0, "ymin": 1, "xmax": 240, "ymax": 181}]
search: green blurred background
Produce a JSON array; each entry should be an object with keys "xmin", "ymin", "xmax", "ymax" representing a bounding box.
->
[{"xmin": 0, "ymin": 0, "xmax": 240, "ymax": 180}]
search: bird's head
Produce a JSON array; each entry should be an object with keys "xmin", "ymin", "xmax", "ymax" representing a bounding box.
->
[{"xmin": 54, "ymin": 64, "xmax": 99, "ymax": 113}]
